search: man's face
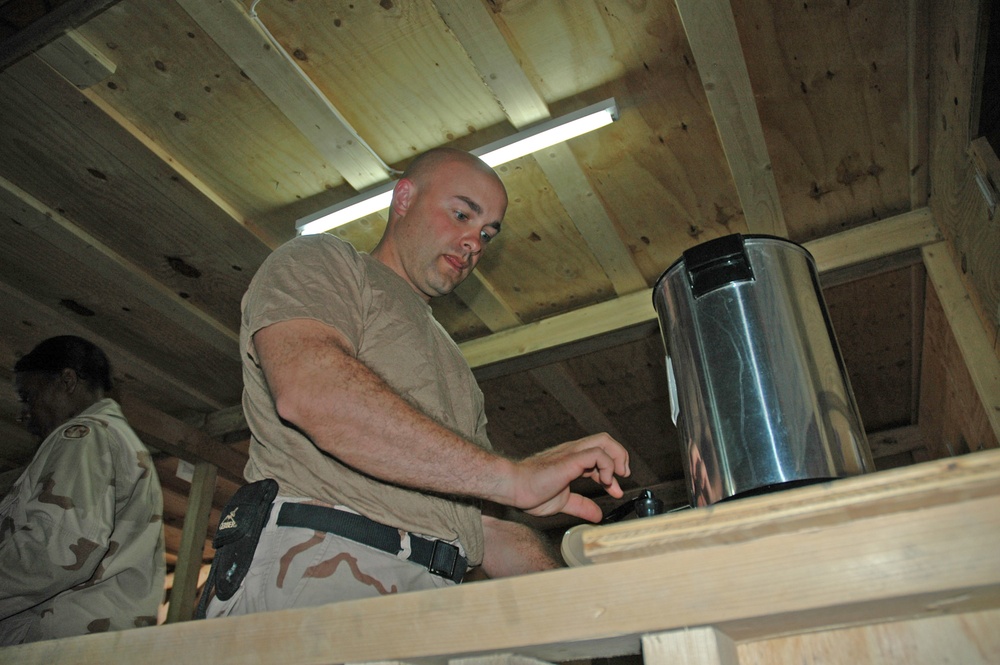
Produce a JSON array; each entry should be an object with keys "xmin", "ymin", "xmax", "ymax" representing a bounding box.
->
[
  {"xmin": 387, "ymin": 158, "xmax": 507, "ymax": 300},
  {"xmin": 15, "ymin": 371, "xmax": 69, "ymax": 440}
]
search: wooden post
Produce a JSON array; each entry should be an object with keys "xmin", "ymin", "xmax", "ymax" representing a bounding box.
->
[
  {"xmin": 166, "ymin": 460, "xmax": 217, "ymax": 623},
  {"xmin": 643, "ymin": 628, "xmax": 739, "ymax": 665},
  {"xmin": 922, "ymin": 242, "xmax": 1000, "ymax": 440}
]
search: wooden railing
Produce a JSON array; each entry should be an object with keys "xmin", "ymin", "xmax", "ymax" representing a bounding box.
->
[{"xmin": 4, "ymin": 449, "xmax": 999, "ymax": 665}]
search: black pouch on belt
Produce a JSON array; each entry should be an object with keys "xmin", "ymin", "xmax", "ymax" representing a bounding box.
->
[{"xmin": 195, "ymin": 478, "xmax": 278, "ymax": 616}]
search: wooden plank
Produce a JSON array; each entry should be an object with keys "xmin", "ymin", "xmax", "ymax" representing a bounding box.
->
[
  {"xmin": 162, "ymin": 522, "xmax": 214, "ymax": 565},
  {"xmin": 565, "ymin": 448, "xmax": 1000, "ymax": 566},
  {"xmin": 0, "ymin": 0, "xmax": 120, "ymax": 70},
  {"xmin": 911, "ymin": 263, "xmax": 927, "ymax": 423},
  {"xmin": 453, "ymin": 271, "xmax": 523, "ymax": 332},
  {"xmin": 643, "ymin": 628, "xmax": 739, "ymax": 665},
  {"xmin": 77, "ymin": 90, "xmax": 278, "ymax": 250},
  {"xmin": 922, "ymin": 242, "xmax": 1000, "ymax": 440},
  {"xmin": 0, "ymin": 54, "xmax": 271, "ymax": 334},
  {"xmin": 927, "ymin": 0, "xmax": 1000, "ymax": 359},
  {"xmin": 908, "ymin": 0, "xmax": 930, "ymax": 207},
  {"xmin": 34, "ymin": 28, "xmax": 114, "ymax": 88},
  {"xmin": 738, "ymin": 608, "xmax": 1000, "ymax": 665},
  {"xmin": 462, "ymin": 288, "xmax": 655, "ymax": 371},
  {"xmin": 431, "ymin": 1, "xmax": 549, "ymax": 127},
  {"xmin": 919, "ymin": 282, "xmax": 998, "ymax": 458},
  {"xmin": 120, "ymin": 396, "xmax": 247, "ymax": 483},
  {"xmin": 6, "ymin": 453, "xmax": 999, "ymax": 664},
  {"xmin": 674, "ymin": 0, "xmax": 787, "ymax": 237},
  {"xmin": 805, "ymin": 208, "xmax": 940, "ymax": 272},
  {"xmin": 174, "ymin": 0, "xmax": 390, "ymax": 190},
  {"xmin": 866, "ymin": 425, "xmax": 927, "ymax": 460},
  {"xmin": 451, "ymin": 657, "xmax": 554, "ymax": 665},
  {"xmin": 534, "ymin": 143, "xmax": 648, "ymax": 294},
  {"xmin": 461, "ymin": 209, "xmax": 940, "ymax": 370},
  {"xmin": 166, "ymin": 461, "xmax": 217, "ymax": 623},
  {"xmin": 0, "ymin": 174, "xmax": 239, "ymax": 358}
]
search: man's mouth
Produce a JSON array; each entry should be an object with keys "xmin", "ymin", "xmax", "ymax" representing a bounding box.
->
[{"xmin": 443, "ymin": 255, "xmax": 468, "ymax": 273}]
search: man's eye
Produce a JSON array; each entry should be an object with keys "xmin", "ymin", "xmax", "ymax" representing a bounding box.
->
[
  {"xmin": 480, "ymin": 230, "xmax": 494, "ymax": 244},
  {"xmin": 455, "ymin": 211, "xmax": 469, "ymax": 222}
]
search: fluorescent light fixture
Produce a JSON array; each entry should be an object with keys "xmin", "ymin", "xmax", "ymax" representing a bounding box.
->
[{"xmin": 296, "ymin": 98, "xmax": 619, "ymax": 236}]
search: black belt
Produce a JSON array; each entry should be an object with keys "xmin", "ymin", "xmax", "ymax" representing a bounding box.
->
[{"xmin": 276, "ymin": 503, "xmax": 467, "ymax": 584}]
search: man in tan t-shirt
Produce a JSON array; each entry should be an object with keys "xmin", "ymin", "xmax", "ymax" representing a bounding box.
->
[{"xmin": 206, "ymin": 148, "xmax": 631, "ymax": 617}]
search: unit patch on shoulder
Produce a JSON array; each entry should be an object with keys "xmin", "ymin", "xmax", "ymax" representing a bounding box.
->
[{"xmin": 61, "ymin": 424, "xmax": 91, "ymax": 439}]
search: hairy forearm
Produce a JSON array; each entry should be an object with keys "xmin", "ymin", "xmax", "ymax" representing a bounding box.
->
[
  {"xmin": 480, "ymin": 515, "xmax": 562, "ymax": 577},
  {"xmin": 257, "ymin": 320, "xmax": 517, "ymax": 504}
]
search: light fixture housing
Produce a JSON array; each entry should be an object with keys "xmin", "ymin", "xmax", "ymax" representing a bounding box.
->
[{"xmin": 296, "ymin": 98, "xmax": 619, "ymax": 236}]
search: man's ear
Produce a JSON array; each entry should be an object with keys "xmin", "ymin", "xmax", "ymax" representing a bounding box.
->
[
  {"xmin": 59, "ymin": 368, "xmax": 79, "ymax": 394},
  {"xmin": 391, "ymin": 178, "xmax": 416, "ymax": 216}
]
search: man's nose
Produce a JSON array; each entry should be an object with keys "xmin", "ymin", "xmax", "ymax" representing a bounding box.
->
[{"xmin": 461, "ymin": 230, "xmax": 482, "ymax": 255}]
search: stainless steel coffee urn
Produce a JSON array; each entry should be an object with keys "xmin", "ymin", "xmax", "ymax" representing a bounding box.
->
[{"xmin": 652, "ymin": 234, "xmax": 875, "ymax": 507}]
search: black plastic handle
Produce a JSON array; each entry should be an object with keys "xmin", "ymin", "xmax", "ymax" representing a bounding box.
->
[{"xmin": 683, "ymin": 233, "xmax": 754, "ymax": 298}]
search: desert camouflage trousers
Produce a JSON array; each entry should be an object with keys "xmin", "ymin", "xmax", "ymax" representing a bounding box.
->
[{"xmin": 205, "ymin": 497, "xmax": 458, "ymax": 617}]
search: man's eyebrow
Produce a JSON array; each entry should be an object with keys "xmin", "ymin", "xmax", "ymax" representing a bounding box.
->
[{"xmin": 455, "ymin": 195, "xmax": 482, "ymax": 215}]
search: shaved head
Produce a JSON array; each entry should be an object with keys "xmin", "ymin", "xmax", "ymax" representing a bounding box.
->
[{"xmin": 400, "ymin": 148, "xmax": 504, "ymax": 194}]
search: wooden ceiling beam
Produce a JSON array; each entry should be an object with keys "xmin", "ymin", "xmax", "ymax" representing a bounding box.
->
[
  {"xmin": 175, "ymin": 0, "xmax": 391, "ymax": 191},
  {"xmin": 674, "ymin": 0, "xmax": 787, "ymax": 237},
  {"xmin": 453, "ymin": 271, "xmax": 523, "ymax": 332},
  {"xmin": 462, "ymin": 208, "xmax": 942, "ymax": 372},
  {"xmin": 435, "ymin": 0, "xmax": 647, "ymax": 296},
  {"xmin": 0, "ymin": 0, "xmax": 121, "ymax": 71}
]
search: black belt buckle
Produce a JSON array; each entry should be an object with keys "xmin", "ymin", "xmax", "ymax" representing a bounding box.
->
[{"xmin": 427, "ymin": 540, "xmax": 459, "ymax": 580}]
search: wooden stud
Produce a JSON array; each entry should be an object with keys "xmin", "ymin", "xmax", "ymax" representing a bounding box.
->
[
  {"xmin": 922, "ymin": 242, "xmax": 1000, "ymax": 440},
  {"xmin": 165, "ymin": 460, "xmax": 217, "ymax": 623},
  {"xmin": 643, "ymin": 628, "xmax": 739, "ymax": 665}
]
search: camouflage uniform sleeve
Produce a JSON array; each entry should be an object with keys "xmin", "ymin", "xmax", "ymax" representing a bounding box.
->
[{"xmin": 0, "ymin": 422, "xmax": 116, "ymax": 619}]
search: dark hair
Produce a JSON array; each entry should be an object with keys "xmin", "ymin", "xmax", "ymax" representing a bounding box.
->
[{"xmin": 14, "ymin": 335, "xmax": 113, "ymax": 392}]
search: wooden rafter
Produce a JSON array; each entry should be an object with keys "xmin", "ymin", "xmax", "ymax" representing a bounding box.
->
[
  {"xmin": 674, "ymin": 0, "xmax": 788, "ymax": 237},
  {"xmin": 435, "ymin": 0, "xmax": 647, "ymax": 296},
  {"xmin": 174, "ymin": 0, "xmax": 391, "ymax": 191}
]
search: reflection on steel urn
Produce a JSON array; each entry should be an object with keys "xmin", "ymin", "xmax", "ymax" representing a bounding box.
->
[{"xmin": 652, "ymin": 234, "xmax": 875, "ymax": 507}]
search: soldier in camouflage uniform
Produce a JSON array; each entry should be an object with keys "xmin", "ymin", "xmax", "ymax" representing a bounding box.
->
[
  {"xmin": 0, "ymin": 336, "xmax": 166, "ymax": 645},
  {"xmin": 204, "ymin": 149, "xmax": 630, "ymax": 618}
]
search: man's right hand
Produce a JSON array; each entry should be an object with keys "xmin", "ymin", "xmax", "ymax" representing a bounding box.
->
[{"xmin": 509, "ymin": 433, "xmax": 631, "ymax": 523}]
